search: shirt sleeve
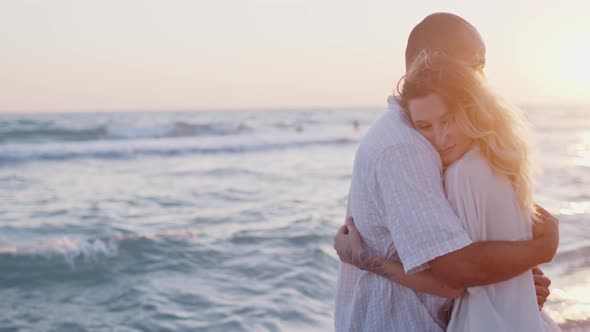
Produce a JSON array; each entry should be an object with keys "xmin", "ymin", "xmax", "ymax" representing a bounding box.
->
[{"xmin": 375, "ymin": 143, "xmax": 473, "ymax": 274}]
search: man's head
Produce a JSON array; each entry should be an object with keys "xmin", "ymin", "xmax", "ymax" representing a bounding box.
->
[{"xmin": 405, "ymin": 13, "xmax": 486, "ymax": 73}]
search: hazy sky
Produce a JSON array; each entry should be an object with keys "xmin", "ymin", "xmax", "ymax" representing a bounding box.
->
[{"xmin": 1, "ymin": 0, "xmax": 589, "ymax": 112}]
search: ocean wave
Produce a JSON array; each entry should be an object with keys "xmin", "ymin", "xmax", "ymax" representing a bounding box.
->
[
  {"xmin": 0, "ymin": 136, "xmax": 357, "ymax": 163},
  {"xmin": 0, "ymin": 230, "xmax": 200, "ymax": 289},
  {"xmin": 554, "ymin": 242, "xmax": 590, "ymax": 269},
  {"xmin": 0, "ymin": 230, "xmax": 199, "ymax": 266},
  {"xmin": 0, "ymin": 120, "xmax": 252, "ymax": 144},
  {"xmin": 558, "ymin": 318, "xmax": 590, "ymax": 331},
  {"xmin": 105, "ymin": 121, "xmax": 252, "ymax": 140}
]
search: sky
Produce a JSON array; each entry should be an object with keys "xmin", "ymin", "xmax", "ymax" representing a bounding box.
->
[{"xmin": 1, "ymin": 0, "xmax": 589, "ymax": 112}]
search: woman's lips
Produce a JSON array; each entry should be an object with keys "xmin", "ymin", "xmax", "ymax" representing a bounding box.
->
[{"xmin": 441, "ymin": 144, "xmax": 456, "ymax": 155}]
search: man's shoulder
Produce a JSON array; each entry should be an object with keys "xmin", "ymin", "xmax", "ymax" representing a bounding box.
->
[
  {"xmin": 356, "ymin": 108, "xmax": 432, "ymax": 163},
  {"xmin": 359, "ymin": 110, "xmax": 410, "ymax": 149}
]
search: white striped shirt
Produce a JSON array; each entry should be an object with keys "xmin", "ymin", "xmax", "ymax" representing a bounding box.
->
[{"xmin": 334, "ymin": 98, "xmax": 473, "ymax": 332}]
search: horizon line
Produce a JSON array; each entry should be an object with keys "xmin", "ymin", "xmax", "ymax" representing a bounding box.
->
[
  {"xmin": 0, "ymin": 104, "xmax": 385, "ymax": 116},
  {"xmin": 0, "ymin": 101, "xmax": 587, "ymax": 116}
]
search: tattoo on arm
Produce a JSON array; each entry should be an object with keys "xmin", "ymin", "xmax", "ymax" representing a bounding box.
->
[{"xmin": 343, "ymin": 248, "xmax": 397, "ymax": 280}]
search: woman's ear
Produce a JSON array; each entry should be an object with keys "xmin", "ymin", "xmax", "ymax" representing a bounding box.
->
[{"xmin": 430, "ymin": 49, "xmax": 443, "ymax": 56}]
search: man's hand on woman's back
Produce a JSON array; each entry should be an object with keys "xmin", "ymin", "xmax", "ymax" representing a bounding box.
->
[
  {"xmin": 532, "ymin": 267, "xmax": 551, "ymax": 310},
  {"xmin": 533, "ymin": 204, "xmax": 560, "ymax": 263}
]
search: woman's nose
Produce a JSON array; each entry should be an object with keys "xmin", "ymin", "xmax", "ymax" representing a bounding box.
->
[{"xmin": 434, "ymin": 128, "xmax": 447, "ymax": 148}]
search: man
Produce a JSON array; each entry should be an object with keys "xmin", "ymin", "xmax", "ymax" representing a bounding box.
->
[{"xmin": 333, "ymin": 13, "xmax": 558, "ymax": 331}]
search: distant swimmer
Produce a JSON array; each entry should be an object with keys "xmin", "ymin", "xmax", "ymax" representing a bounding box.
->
[{"xmin": 353, "ymin": 120, "xmax": 360, "ymax": 132}]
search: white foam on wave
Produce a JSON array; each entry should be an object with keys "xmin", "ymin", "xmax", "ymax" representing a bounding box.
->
[
  {"xmin": 102, "ymin": 121, "xmax": 251, "ymax": 140},
  {"xmin": 0, "ymin": 117, "xmax": 254, "ymax": 144},
  {"xmin": 0, "ymin": 131, "xmax": 358, "ymax": 162},
  {"xmin": 0, "ymin": 229, "xmax": 199, "ymax": 266},
  {"xmin": 0, "ymin": 237, "xmax": 118, "ymax": 267},
  {"xmin": 106, "ymin": 124, "xmax": 173, "ymax": 139}
]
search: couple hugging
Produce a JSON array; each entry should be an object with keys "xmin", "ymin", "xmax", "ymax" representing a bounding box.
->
[{"xmin": 333, "ymin": 13, "xmax": 561, "ymax": 332}]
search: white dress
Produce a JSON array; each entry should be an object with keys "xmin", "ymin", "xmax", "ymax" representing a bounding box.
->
[{"xmin": 444, "ymin": 148, "xmax": 560, "ymax": 332}]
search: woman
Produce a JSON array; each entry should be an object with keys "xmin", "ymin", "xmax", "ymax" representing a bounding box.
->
[{"xmin": 336, "ymin": 51, "xmax": 559, "ymax": 331}]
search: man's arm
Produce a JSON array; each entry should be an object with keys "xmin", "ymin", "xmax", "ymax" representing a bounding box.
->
[
  {"xmin": 334, "ymin": 205, "xmax": 559, "ymax": 289},
  {"xmin": 429, "ymin": 204, "xmax": 559, "ymax": 288},
  {"xmin": 383, "ymin": 262, "xmax": 465, "ymax": 299}
]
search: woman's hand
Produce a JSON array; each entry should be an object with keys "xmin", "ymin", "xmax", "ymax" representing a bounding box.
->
[
  {"xmin": 334, "ymin": 216, "xmax": 465, "ymax": 299},
  {"xmin": 333, "ymin": 216, "xmax": 367, "ymax": 268}
]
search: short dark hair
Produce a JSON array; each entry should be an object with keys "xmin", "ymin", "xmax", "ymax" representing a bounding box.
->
[{"xmin": 405, "ymin": 13, "xmax": 486, "ymax": 71}]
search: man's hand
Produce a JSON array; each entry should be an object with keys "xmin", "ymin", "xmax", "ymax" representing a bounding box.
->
[
  {"xmin": 533, "ymin": 267, "xmax": 551, "ymax": 310},
  {"xmin": 532, "ymin": 217, "xmax": 545, "ymax": 239},
  {"xmin": 534, "ymin": 204, "xmax": 560, "ymax": 263}
]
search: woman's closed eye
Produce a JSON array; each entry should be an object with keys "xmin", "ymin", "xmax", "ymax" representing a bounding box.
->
[{"xmin": 441, "ymin": 113, "xmax": 453, "ymax": 125}]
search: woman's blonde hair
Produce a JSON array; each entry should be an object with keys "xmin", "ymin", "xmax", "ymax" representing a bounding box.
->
[{"xmin": 399, "ymin": 51, "xmax": 538, "ymax": 222}]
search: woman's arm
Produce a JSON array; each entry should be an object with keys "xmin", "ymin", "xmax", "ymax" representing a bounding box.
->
[{"xmin": 334, "ymin": 218, "xmax": 464, "ymax": 299}]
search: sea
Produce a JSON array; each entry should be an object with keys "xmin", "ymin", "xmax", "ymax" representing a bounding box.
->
[{"xmin": 0, "ymin": 106, "xmax": 588, "ymax": 331}]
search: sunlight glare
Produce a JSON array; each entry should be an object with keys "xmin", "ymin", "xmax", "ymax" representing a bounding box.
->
[
  {"xmin": 563, "ymin": 42, "xmax": 590, "ymax": 86},
  {"xmin": 574, "ymin": 132, "xmax": 590, "ymax": 168}
]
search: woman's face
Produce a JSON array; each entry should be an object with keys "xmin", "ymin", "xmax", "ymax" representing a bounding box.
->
[{"xmin": 407, "ymin": 93, "xmax": 474, "ymax": 166}]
